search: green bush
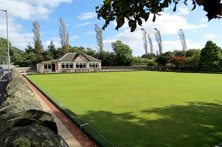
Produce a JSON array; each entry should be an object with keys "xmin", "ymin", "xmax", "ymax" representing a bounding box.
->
[{"xmin": 147, "ymin": 60, "xmax": 157, "ymax": 66}]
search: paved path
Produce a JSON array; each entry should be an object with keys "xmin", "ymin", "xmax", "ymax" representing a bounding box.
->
[
  {"xmin": 35, "ymin": 91, "xmax": 82, "ymax": 147},
  {"xmin": 23, "ymin": 76, "xmax": 97, "ymax": 147}
]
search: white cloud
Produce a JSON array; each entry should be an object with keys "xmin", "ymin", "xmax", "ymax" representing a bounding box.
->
[
  {"xmin": 31, "ymin": 0, "xmax": 72, "ymax": 7},
  {"xmin": 0, "ymin": 16, "xmax": 33, "ymax": 49},
  {"xmin": 186, "ymin": 40, "xmax": 205, "ymax": 49},
  {"xmin": 84, "ymin": 31, "xmax": 95, "ymax": 36},
  {"xmin": 78, "ymin": 12, "xmax": 97, "ymax": 20},
  {"xmin": 70, "ymin": 35, "xmax": 79, "ymax": 41},
  {"xmin": 103, "ymin": 13, "xmax": 207, "ymax": 56},
  {"xmin": 141, "ymin": 13, "xmax": 207, "ymax": 34},
  {"xmin": 199, "ymin": 17, "xmax": 208, "ymax": 24},
  {"xmin": 204, "ymin": 34, "xmax": 216, "ymax": 40},
  {"xmin": 0, "ymin": 0, "xmax": 72, "ymax": 50},
  {"xmin": 0, "ymin": 0, "xmax": 72, "ymax": 19},
  {"xmin": 76, "ymin": 22, "xmax": 94, "ymax": 27},
  {"xmin": 177, "ymin": 7, "xmax": 190, "ymax": 15}
]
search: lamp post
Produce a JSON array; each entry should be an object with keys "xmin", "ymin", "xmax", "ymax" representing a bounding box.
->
[{"xmin": 1, "ymin": 10, "xmax": 11, "ymax": 80}]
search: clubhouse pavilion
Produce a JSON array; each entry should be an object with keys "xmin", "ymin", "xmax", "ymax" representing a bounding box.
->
[{"xmin": 37, "ymin": 53, "xmax": 101, "ymax": 73}]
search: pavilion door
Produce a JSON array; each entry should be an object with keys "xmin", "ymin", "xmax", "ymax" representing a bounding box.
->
[{"xmin": 52, "ymin": 64, "xmax": 55, "ymax": 72}]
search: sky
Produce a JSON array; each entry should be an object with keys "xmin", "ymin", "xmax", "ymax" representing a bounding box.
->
[{"xmin": 0, "ymin": 0, "xmax": 222, "ymax": 56}]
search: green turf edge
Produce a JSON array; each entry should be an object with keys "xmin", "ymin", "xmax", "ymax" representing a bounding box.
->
[{"xmin": 24, "ymin": 75, "xmax": 114, "ymax": 147}]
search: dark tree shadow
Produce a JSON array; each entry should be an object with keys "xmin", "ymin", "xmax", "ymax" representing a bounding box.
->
[{"xmin": 79, "ymin": 102, "xmax": 222, "ymax": 147}]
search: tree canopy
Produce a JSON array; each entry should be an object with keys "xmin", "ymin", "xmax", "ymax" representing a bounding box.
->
[
  {"xmin": 0, "ymin": 37, "xmax": 8, "ymax": 64},
  {"xmin": 96, "ymin": 0, "xmax": 222, "ymax": 32},
  {"xmin": 112, "ymin": 40, "xmax": 134, "ymax": 66},
  {"xmin": 199, "ymin": 40, "xmax": 222, "ymax": 71},
  {"xmin": 0, "ymin": 37, "xmax": 24, "ymax": 66}
]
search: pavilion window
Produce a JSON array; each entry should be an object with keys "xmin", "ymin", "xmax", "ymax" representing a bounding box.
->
[
  {"xmin": 66, "ymin": 63, "xmax": 69, "ymax": 68},
  {"xmin": 61, "ymin": 63, "xmax": 65, "ymax": 69},
  {"xmin": 70, "ymin": 63, "xmax": 73, "ymax": 68},
  {"xmin": 76, "ymin": 63, "xmax": 79, "ymax": 68},
  {"xmin": 89, "ymin": 63, "xmax": 98, "ymax": 68},
  {"xmin": 76, "ymin": 63, "xmax": 86, "ymax": 68},
  {"xmin": 83, "ymin": 63, "xmax": 86, "ymax": 68}
]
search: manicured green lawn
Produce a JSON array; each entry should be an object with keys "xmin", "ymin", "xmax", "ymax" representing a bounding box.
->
[{"xmin": 28, "ymin": 71, "xmax": 222, "ymax": 146}]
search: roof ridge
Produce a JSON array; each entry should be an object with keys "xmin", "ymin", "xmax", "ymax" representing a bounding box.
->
[
  {"xmin": 59, "ymin": 53, "xmax": 77, "ymax": 61},
  {"xmin": 82, "ymin": 53, "xmax": 101, "ymax": 61},
  {"xmin": 73, "ymin": 53, "xmax": 79, "ymax": 61},
  {"xmin": 81, "ymin": 53, "xmax": 90, "ymax": 61},
  {"xmin": 59, "ymin": 52, "xmax": 101, "ymax": 62}
]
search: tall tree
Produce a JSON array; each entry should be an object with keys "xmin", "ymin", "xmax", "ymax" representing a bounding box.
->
[
  {"xmin": 59, "ymin": 18, "xmax": 70, "ymax": 54},
  {"xmin": 32, "ymin": 21, "xmax": 45, "ymax": 62},
  {"xmin": 154, "ymin": 28, "xmax": 163, "ymax": 55},
  {"xmin": 199, "ymin": 41, "xmax": 222, "ymax": 71},
  {"xmin": 178, "ymin": 29, "xmax": 187, "ymax": 56},
  {"xmin": 148, "ymin": 34, "xmax": 153, "ymax": 58},
  {"xmin": 112, "ymin": 40, "xmax": 134, "ymax": 66},
  {"xmin": 141, "ymin": 28, "xmax": 148, "ymax": 62},
  {"xmin": 96, "ymin": 0, "xmax": 222, "ymax": 32},
  {"xmin": 94, "ymin": 24, "xmax": 104, "ymax": 52}
]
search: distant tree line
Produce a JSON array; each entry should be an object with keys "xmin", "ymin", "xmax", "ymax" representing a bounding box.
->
[
  {"xmin": 1, "ymin": 36, "xmax": 222, "ymax": 72},
  {"xmin": 139, "ymin": 40, "xmax": 222, "ymax": 72}
]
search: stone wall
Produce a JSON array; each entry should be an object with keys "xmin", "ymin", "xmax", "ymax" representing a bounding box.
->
[{"xmin": 0, "ymin": 70, "xmax": 68, "ymax": 147}]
